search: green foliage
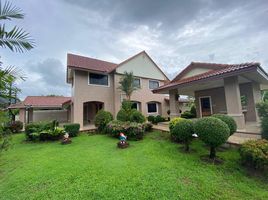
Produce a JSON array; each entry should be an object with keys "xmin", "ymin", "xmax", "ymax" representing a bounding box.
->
[
  {"xmin": 143, "ymin": 122, "xmax": 153, "ymax": 132},
  {"xmin": 239, "ymin": 139, "xmax": 268, "ymax": 170},
  {"xmin": 63, "ymin": 123, "xmax": 80, "ymax": 137},
  {"xmin": 261, "ymin": 90, "xmax": 268, "ymax": 102},
  {"xmin": 256, "ymin": 102, "xmax": 268, "ymax": 139},
  {"xmin": 212, "ymin": 114, "xmax": 237, "ymax": 135},
  {"xmin": 256, "ymin": 101, "xmax": 268, "ymax": 118},
  {"xmin": 116, "ymin": 109, "xmax": 129, "ymax": 122},
  {"xmin": 171, "ymin": 119, "xmax": 194, "ymax": 151},
  {"xmin": 181, "ymin": 105, "xmax": 197, "ymax": 119},
  {"xmin": 118, "ymin": 71, "xmax": 138, "ymax": 100},
  {"xmin": 4, "ymin": 120, "xmax": 23, "ymax": 133},
  {"xmin": 129, "ymin": 110, "xmax": 146, "ymax": 123},
  {"xmin": 147, "ymin": 115, "xmax": 165, "ymax": 124},
  {"xmin": 94, "ymin": 110, "xmax": 113, "ymax": 133},
  {"xmin": 121, "ymin": 100, "xmax": 133, "ymax": 111},
  {"xmin": 194, "ymin": 117, "xmax": 230, "ymax": 159},
  {"xmin": 169, "ymin": 117, "xmax": 186, "ymax": 132},
  {"xmin": 260, "ymin": 117, "xmax": 268, "ymax": 140},
  {"xmin": 25, "ymin": 120, "xmax": 62, "ymax": 141},
  {"xmin": 106, "ymin": 120, "xmax": 145, "ymax": 140}
]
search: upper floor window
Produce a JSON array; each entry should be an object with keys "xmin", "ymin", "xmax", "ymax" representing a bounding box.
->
[
  {"xmin": 149, "ymin": 80, "xmax": 159, "ymax": 89},
  {"xmin": 133, "ymin": 78, "xmax": 141, "ymax": 88},
  {"xmin": 89, "ymin": 73, "xmax": 108, "ymax": 86}
]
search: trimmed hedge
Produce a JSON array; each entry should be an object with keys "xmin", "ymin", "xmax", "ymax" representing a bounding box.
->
[
  {"xmin": 106, "ymin": 120, "xmax": 145, "ymax": 140},
  {"xmin": 147, "ymin": 115, "xmax": 165, "ymax": 124},
  {"xmin": 5, "ymin": 121, "xmax": 23, "ymax": 133},
  {"xmin": 256, "ymin": 102, "xmax": 268, "ymax": 139},
  {"xmin": 212, "ymin": 114, "xmax": 237, "ymax": 135},
  {"xmin": 94, "ymin": 110, "xmax": 113, "ymax": 133},
  {"xmin": 169, "ymin": 117, "xmax": 187, "ymax": 132},
  {"xmin": 63, "ymin": 123, "xmax": 80, "ymax": 137},
  {"xmin": 239, "ymin": 139, "xmax": 268, "ymax": 170},
  {"xmin": 129, "ymin": 110, "xmax": 146, "ymax": 123},
  {"xmin": 117, "ymin": 108, "xmax": 130, "ymax": 122},
  {"xmin": 171, "ymin": 119, "xmax": 194, "ymax": 151},
  {"xmin": 194, "ymin": 117, "xmax": 230, "ymax": 159},
  {"xmin": 143, "ymin": 122, "xmax": 153, "ymax": 132}
]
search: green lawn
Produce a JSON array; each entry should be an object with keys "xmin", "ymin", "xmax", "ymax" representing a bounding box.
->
[{"xmin": 0, "ymin": 132, "xmax": 267, "ymax": 200}]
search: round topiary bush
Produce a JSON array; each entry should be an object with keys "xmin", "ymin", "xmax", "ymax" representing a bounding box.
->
[
  {"xmin": 129, "ymin": 110, "xmax": 146, "ymax": 123},
  {"xmin": 94, "ymin": 110, "xmax": 113, "ymax": 133},
  {"xmin": 212, "ymin": 114, "xmax": 237, "ymax": 135},
  {"xmin": 169, "ymin": 117, "xmax": 186, "ymax": 132},
  {"xmin": 116, "ymin": 109, "xmax": 129, "ymax": 122},
  {"xmin": 171, "ymin": 119, "xmax": 194, "ymax": 151},
  {"xmin": 194, "ymin": 117, "xmax": 230, "ymax": 159}
]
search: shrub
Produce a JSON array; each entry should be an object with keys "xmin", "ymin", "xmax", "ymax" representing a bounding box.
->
[
  {"xmin": 106, "ymin": 120, "xmax": 145, "ymax": 140},
  {"xmin": 256, "ymin": 102, "xmax": 268, "ymax": 139},
  {"xmin": 5, "ymin": 121, "xmax": 23, "ymax": 133},
  {"xmin": 63, "ymin": 123, "xmax": 80, "ymax": 137},
  {"xmin": 147, "ymin": 115, "xmax": 155, "ymax": 124},
  {"xmin": 171, "ymin": 119, "xmax": 194, "ymax": 151},
  {"xmin": 212, "ymin": 114, "xmax": 237, "ymax": 135},
  {"xmin": 169, "ymin": 117, "xmax": 186, "ymax": 132},
  {"xmin": 181, "ymin": 111, "xmax": 195, "ymax": 119},
  {"xmin": 129, "ymin": 110, "xmax": 146, "ymax": 123},
  {"xmin": 39, "ymin": 127, "xmax": 65, "ymax": 141},
  {"xmin": 121, "ymin": 100, "xmax": 133, "ymax": 111},
  {"xmin": 190, "ymin": 105, "xmax": 197, "ymax": 117},
  {"xmin": 25, "ymin": 120, "xmax": 63, "ymax": 141},
  {"xmin": 25, "ymin": 121, "xmax": 54, "ymax": 140},
  {"xmin": 194, "ymin": 117, "xmax": 230, "ymax": 159},
  {"xmin": 143, "ymin": 122, "xmax": 153, "ymax": 132},
  {"xmin": 117, "ymin": 109, "xmax": 130, "ymax": 122},
  {"xmin": 239, "ymin": 139, "xmax": 268, "ymax": 170},
  {"xmin": 155, "ymin": 115, "xmax": 165, "ymax": 123},
  {"xmin": 94, "ymin": 110, "xmax": 113, "ymax": 133}
]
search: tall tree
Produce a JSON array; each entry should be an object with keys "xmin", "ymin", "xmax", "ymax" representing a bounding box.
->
[
  {"xmin": 118, "ymin": 71, "xmax": 138, "ymax": 100},
  {"xmin": 0, "ymin": 1, "xmax": 34, "ymax": 152}
]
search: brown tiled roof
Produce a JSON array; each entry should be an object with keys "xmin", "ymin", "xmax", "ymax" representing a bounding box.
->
[
  {"xmin": 153, "ymin": 62, "xmax": 261, "ymax": 92},
  {"xmin": 8, "ymin": 96, "xmax": 71, "ymax": 109},
  {"xmin": 67, "ymin": 53, "xmax": 118, "ymax": 73}
]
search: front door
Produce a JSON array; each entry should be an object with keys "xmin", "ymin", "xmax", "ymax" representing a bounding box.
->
[{"xmin": 200, "ymin": 97, "xmax": 212, "ymax": 117}]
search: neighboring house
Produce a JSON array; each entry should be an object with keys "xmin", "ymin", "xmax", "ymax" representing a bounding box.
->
[
  {"xmin": 153, "ymin": 62, "xmax": 268, "ymax": 130},
  {"xmin": 8, "ymin": 96, "xmax": 71, "ymax": 124},
  {"xmin": 66, "ymin": 51, "xmax": 170, "ymax": 127}
]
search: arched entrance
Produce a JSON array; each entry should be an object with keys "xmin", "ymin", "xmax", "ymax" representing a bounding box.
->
[{"xmin": 83, "ymin": 101, "xmax": 104, "ymax": 125}]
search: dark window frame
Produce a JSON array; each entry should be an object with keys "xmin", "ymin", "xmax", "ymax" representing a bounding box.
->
[
  {"xmin": 88, "ymin": 72, "xmax": 109, "ymax": 86},
  {"xmin": 149, "ymin": 80, "xmax": 160, "ymax": 89}
]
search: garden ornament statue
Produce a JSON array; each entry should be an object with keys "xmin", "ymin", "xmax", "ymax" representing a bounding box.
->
[
  {"xmin": 118, "ymin": 132, "xmax": 129, "ymax": 148},
  {"xmin": 61, "ymin": 132, "xmax": 72, "ymax": 145}
]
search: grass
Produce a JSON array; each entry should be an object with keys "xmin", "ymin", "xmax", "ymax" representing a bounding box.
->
[{"xmin": 0, "ymin": 131, "xmax": 267, "ymax": 200}]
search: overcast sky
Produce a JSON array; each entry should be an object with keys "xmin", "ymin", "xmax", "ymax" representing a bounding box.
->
[{"xmin": 2, "ymin": 0, "xmax": 268, "ymax": 99}]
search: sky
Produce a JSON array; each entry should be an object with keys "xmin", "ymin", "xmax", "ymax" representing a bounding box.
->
[{"xmin": 1, "ymin": 0, "xmax": 268, "ymax": 99}]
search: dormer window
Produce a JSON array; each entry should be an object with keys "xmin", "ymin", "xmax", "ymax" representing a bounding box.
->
[{"xmin": 88, "ymin": 73, "xmax": 109, "ymax": 86}]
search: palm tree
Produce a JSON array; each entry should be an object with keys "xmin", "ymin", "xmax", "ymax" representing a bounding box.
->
[
  {"xmin": 118, "ymin": 71, "xmax": 138, "ymax": 100},
  {"xmin": 0, "ymin": 0, "xmax": 34, "ymax": 52}
]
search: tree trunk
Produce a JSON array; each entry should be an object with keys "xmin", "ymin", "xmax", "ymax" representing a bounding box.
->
[
  {"xmin": 185, "ymin": 142, "xmax": 190, "ymax": 152},
  {"xmin": 210, "ymin": 146, "xmax": 216, "ymax": 159}
]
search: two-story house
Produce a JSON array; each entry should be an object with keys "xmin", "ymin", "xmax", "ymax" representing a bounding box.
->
[{"xmin": 66, "ymin": 51, "xmax": 170, "ymax": 128}]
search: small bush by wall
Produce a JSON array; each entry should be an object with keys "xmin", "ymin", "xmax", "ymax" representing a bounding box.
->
[
  {"xmin": 212, "ymin": 114, "xmax": 237, "ymax": 135},
  {"xmin": 129, "ymin": 110, "xmax": 146, "ymax": 123},
  {"xmin": 256, "ymin": 102, "xmax": 268, "ymax": 139},
  {"xmin": 194, "ymin": 117, "xmax": 230, "ymax": 159},
  {"xmin": 169, "ymin": 117, "xmax": 186, "ymax": 132},
  {"xmin": 239, "ymin": 139, "xmax": 268, "ymax": 170},
  {"xmin": 147, "ymin": 115, "xmax": 165, "ymax": 124},
  {"xmin": 63, "ymin": 123, "xmax": 80, "ymax": 137},
  {"xmin": 94, "ymin": 110, "xmax": 113, "ymax": 133},
  {"xmin": 5, "ymin": 121, "xmax": 23, "ymax": 133},
  {"xmin": 143, "ymin": 122, "xmax": 153, "ymax": 132},
  {"xmin": 106, "ymin": 120, "xmax": 145, "ymax": 140}
]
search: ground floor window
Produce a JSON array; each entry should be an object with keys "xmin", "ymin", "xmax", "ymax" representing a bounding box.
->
[
  {"xmin": 147, "ymin": 102, "xmax": 158, "ymax": 113},
  {"xmin": 131, "ymin": 102, "xmax": 140, "ymax": 111}
]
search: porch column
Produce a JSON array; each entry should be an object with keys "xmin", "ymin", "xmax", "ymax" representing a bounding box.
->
[
  {"xmin": 73, "ymin": 100, "xmax": 83, "ymax": 128},
  {"xmin": 28, "ymin": 108, "xmax": 33, "ymax": 123},
  {"xmin": 252, "ymin": 82, "xmax": 262, "ymax": 122},
  {"xmin": 19, "ymin": 108, "xmax": 26, "ymax": 124},
  {"xmin": 169, "ymin": 89, "xmax": 180, "ymax": 118},
  {"xmin": 224, "ymin": 76, "xmax": 245, "ymax": 130}
]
